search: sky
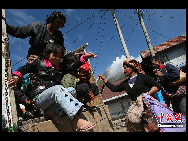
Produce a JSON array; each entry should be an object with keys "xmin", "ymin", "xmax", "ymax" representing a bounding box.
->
[{"xmin": 5, "ymin": 9, "xmax": 186, "ymax": 80}]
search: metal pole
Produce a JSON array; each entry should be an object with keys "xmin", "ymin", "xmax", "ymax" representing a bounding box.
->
[
  {"xmin": 109, "ymin": 9, "xmax": 131, "ymax": 59},
  {"xmin": 136, "ymin": 9, "xmax": 155, "ymax": 57}
]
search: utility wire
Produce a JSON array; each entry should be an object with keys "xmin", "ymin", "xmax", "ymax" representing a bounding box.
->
[
  {"xmin": 158, "ymin": 15, "xmax": 186, "ymax": 19},
  {"xmin": 63, "ymin": 9, "xmax": 103, "ymax": 35}
]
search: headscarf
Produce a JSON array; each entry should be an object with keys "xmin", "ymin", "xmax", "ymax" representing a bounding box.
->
[
  {"xmin": 80, "ymin": 62, "xmax": 90, "ymax": 73},
  {"xmin": 123, "ymin": 59, "xmax": 145, "ymax": 74}
]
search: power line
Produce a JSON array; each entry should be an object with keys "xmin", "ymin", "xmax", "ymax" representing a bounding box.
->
[
  {"xmin": 148, "ymin": 27, "xmax": 170, "ymax": 40},
  {"xmin": 12, "ymin": 57, "xmax": 27, "ymax": 67},
  {"xmin": 142, "ymin": 9, "xmax": 167, "ymax": 18},
  {"xmin": 92, "ymin": 11, "xmax": 108, "ymax": 72},
  {"xmin": 148, "ymin": 18, "xmax": 157, "ymax": 46},
  {"xmin": 63, "ymin": 9, "xmax": 103, "ymax": 35},
  {"xmin": 118, "ymin": 21, "xmax": 139, "ymax": 57},
  {"xmin": 158, "ymin": 15, "xmax": 186, "ymax": 19}
]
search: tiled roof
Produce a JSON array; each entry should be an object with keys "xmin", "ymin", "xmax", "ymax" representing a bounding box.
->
[
  {"xmin": 140, "ymin": 35, "xmax": 186, "ymax": 58},
  {"xmin": 98, "ymin": 78, "xmax": 128, "ymax": 101}
]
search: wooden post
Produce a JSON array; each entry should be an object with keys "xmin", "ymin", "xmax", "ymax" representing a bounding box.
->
[
  {"xmin": 136, "ymin": 9, "xmax": 155, "ymax": 57},
  {"xmin": 109, "ymin": 9, "xmax": 131, "ymax": 59},
  {"xmin": 2, "ymin": 9, "xmax": 18, "ymax": 131}
]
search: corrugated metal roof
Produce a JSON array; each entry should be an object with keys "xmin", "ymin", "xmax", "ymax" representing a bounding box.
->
[{"xmin": 140, "ymin": 35, "xmax": 186, "ymax": 58}]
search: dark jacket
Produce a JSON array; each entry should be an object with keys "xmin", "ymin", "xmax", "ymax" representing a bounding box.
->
[
  {"xmin": 14, "ymin": 87, "xmax": 30, "ymax": 103},
  {"xmin": 76, "ymin": 83, "xmax": 99, "ymax": 99},
  {"xmin": 13, "ymin": 58, "xmax": 83, "ymax": 98},
  {"xmin": 159, "ymin": 64, "xmax": 180, "ymax": 94},
  {"xmin": 6, "ymin": 22, "xmax": 64, "ymax": 55},
  {"xmin": 105, "ymin": 73, "xmax": 161, "ymax": 101}
]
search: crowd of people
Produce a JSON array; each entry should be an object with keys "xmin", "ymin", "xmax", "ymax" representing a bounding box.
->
[{"xmin": 6, "ymin": 11, "xmax": 186, "ymax": 132}]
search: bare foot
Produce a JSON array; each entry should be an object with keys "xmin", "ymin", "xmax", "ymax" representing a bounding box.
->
[{"xmin": 73, "ymin": 114, "xmax": 96, "ymax": 132}]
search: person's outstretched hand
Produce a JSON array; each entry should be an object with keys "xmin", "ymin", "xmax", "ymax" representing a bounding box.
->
[
  {"xmin": 98, "ymin": 74, "xmax": 107, "ymax": 83},
  {"xmin": 84, "ymin": 52, "xmax": 97, "ymax": 59}
]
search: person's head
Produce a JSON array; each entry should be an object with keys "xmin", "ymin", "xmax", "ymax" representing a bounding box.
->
[
  {"xmin": 44, "ymin": 42, "xmax": 65, "ymax": 66},
  {"xmin": 123, "ymin": 59, "xmax": 140, "ymax": 77},
  {"xmin": 152, "ymin": 56, "xmax": 164, "ymax": 69},
  {"xmin": 46, "ymin": 11, "xmax": 66, "ymax": 30},
  {"xmin": 78, "ymin": 62, "xmax": 91, "ymax": 83}
]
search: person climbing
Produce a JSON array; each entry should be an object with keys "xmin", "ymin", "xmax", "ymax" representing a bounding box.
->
[
  {"xmin": 8, "ymin": 42, "xmax": 97, "ymax": 132},
  {"xmin": 6, "ymin": 11, "xmax": 67, "ymax": 58}
]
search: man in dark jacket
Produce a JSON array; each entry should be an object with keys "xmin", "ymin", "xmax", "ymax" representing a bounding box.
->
[
  {"xmin": 6, "ymin": 11, "xmax": 67, "ymax": 57},
  {"xmin": 152, "ymin": 56, "xmax": 186, "ymax": 118}
]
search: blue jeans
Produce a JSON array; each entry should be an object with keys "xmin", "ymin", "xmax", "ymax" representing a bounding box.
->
[{"xmin": 35, "ymin": 85, "xmax": 83, "ymax": 120}]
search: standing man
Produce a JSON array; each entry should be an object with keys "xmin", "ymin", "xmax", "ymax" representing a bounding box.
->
[
  {"xmin": 152, "ymin": 56, "xmax": 186, "ymax": 118},
  {"xmin": 6, "ymin": 11, "xmax": 67, "ymax": 58}
]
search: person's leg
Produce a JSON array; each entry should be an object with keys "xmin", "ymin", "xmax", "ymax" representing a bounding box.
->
[
  {"xmin": 54, "ymin": 85, "xmax": 84, "ymax": 120},
  {"xmin": 35, "ymin": 85, "xmax": 58, "ymax": 110},
  {"xmin": 35, "ymin": 85, "xmax": 96, "ymax": 131},
  {"xmin": 35, "ymin": 85, "xmax": 82, "ymax": 118},
  {"xmin": 45, "ymin": 109, "xmax": 63, "ymax": 125}
]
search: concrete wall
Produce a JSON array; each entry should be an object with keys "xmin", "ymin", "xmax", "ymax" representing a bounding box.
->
[
  {"xmin": 23, "ymin": 104, "xmax": 114, "ymax": 132},
  {"xmin": 104, "ymin": 96, "xmax": 132, "ymax": 121},
  {"xmin": 156, "ymin": 42, "xmax": 186, "ymax": 66}
]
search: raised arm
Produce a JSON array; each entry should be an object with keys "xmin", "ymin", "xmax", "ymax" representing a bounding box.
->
[
  {"xmin": 98, "ymin": 75, "xmax": 125, "ymax": 92},
  {"xmin": 6, "ymin": 22, "xmax": 41, "ymax": 38}
]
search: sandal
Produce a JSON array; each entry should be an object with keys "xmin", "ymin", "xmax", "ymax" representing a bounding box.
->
[{"xmin": 76, "ymin": 122, "xmax": 96, "ymax": 132}]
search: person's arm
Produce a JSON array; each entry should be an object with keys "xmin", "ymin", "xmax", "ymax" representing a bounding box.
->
[
  {"xmin": 165, "ymin": 64, "xmax": 180, "ymax": 81},
  {"xmin": 6, "ymin": 22, "xmax": 39, "ymax": 38},
  {"xmin": 142, "ymin": 74, "xmax": 160, "ymax": 96},
  {"xmin": 98, "ymin": 75, "xmax": 125, "ymax": 92},
  {"xmin": 91, "ymin": 83, "xmax": 99, "ymax": 96},
  {"xmin": 63, "ymin": 52, "xmax": 97, "ymax": 75},
  {"xmin": 8, "ymin": 60, "xmax": 38, "ymax": 89},
  {"xmin": 147, "ymin": 86, "xmax": 160, "ymax": 96}
]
